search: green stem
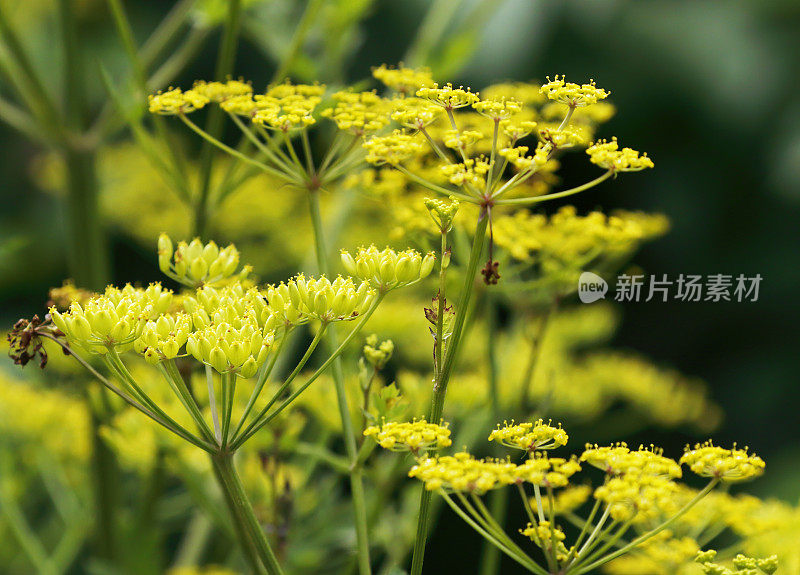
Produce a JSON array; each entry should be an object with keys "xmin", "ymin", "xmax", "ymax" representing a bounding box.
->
[
  {"xmin": 210, "ymin": 453, "xmax": 273, "ymax": 575},
  {"xmin": 478, "ymin": 487, "xmax": 509, "ymax": 575},
  {"xmin": 233, "ymin": 325, "xmax": 326, "ymax": 447},
  {"xmin": 232, "ymin": 296, "xmax": 383, "ymax": 446},
  {"xmin": 410, "ymin": 212, "xmax": 489, "ymax": 575},
  {"xmin": 495, "ymin": 170, "xmax": 614, "ymax": 206},
  {"xmin": 308, "ymin": 190, "xmax": 372, "ymax": 575},
  {"xmin": 571, "ymin": 479, "xmax": 718, "ymax": 575},
  {"xmin": 433, "ymin": 230, "xmax": 447, "ymax": 380}
]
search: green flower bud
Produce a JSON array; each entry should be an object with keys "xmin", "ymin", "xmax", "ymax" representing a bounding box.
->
[
  {"xmin": 239, "ymin": 357, "xmax": 258, "ymax": 378},
  {"xmin": 209, "ymin": 346, "xmax": 228, "ymax": 373}
]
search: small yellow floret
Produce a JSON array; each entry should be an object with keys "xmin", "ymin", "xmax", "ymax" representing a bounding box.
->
[
  {"xmin": 680, "ymin": 441, "xmax": 765, "ymax": 483},
  {"xmin": 409, "ymin": 452, "xmax": 518, "ymax": 494},
  {"xmin": 416, "ymin": 83, "xmax": 480, "ymax": 109},
  {"xmin": 587, "ymin": 137, "xmax": 654, "ymax": 172},
  {"xmin": 488, "ymin": 419, "xmax": 568, "ymax": 451},
  {"xmin": 540, "ymin": 75, "xmax": 610, "ymax": 107},
  {"xmin": 364, "ymin": 419, "xmax": 451, "ymax": 453},
  {"xmin": 148, "ymin": 87, "xmax": 209, "ymax": 115},
  {"xmin": 363, "ymin": 130, "xmax": 424, "ymax": 166}
]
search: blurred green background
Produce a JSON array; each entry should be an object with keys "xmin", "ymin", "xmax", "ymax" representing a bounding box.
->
[{"xmin": 1, "ymin": 0, "xmax": 799, "ymax": 571}]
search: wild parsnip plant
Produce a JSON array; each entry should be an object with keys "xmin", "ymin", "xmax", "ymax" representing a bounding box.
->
[
  {"xmin": 6, "ymin": 64, "xmax": 781, "ymax": 575},
  {"xmin": 369, "ymin": 418, "xmax": 768, "ymax": 575}
]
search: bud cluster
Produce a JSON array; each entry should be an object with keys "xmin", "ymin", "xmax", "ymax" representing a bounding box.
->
[
  {"xmin": 340, "ymin": 246, "xmax": 435, "ymax": 291},
  {"xmin": 158, "ymin": 234, "xmax": 250, "ymax": 288},
  {"xmin": 264, "ymin": 275, "xmax": 375, "ymax": 326}
]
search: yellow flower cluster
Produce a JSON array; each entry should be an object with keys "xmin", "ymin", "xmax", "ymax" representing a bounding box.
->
[
  {"xmin": 363, "ymin": 420, "xmax": 452, "ymax": 453},
  {"xmin": 473, "ymin": 98, "xmax": 522, "ymax": 120},
  {"xmin": 491, "ymin": 206, "xmax": 669, "ymax": 264},
  {"xmin": 521, "ymin": 521, "xmax": 572, "ymax": 562},
  {"xmin": 488, "ymin": 419, "xmax": 569, "ymax": 451},
  {"xmin": 252, "ymin": 83, "xmax": 325, "ymax": 131},
  {"xmin": 50, "ymin": 284, "xmax": 172, "ymax": 354},
  {"xmin": 321, "ymin": 90, "xmax": 391, "ymax": 135},
  {"xmin": 540, "ymin": 75, "xmax": 610, "ymax": 107},
  {"xmin": 501, "ymin": 119, "xmax": 538, "ymax": 141},
  {"xmin": 443, "ymin": 129, "xmax": 484, "ymax": 151},
  {"xmin": 696, "ymin": 549, "xmax": 778, "ymax": 575},
  {"xmin": 539, "ymin": 126, "xmax": 585, "ymax": 148},
  {"xmin": 409, "ymin": 452, "xmax": 518, "ymax": 494},
  {"xmin": 363, "ymin": 130, "xmax": 424, "ymax": 165},
  {"xmin": 416, "ymin": 83, "xmax": 480, "ymax": 109},
  {"xmin": 158, "ymin": 234, "xmax": 250, "ymax": 288},
  {"xmin": 441, "ymin": 157, "xmax": 490, "ymax": 188},
  {"xmin": 482, "ymin": 82, "xmax": 546, "ymax": 106},
  {"xmin": 581, "ymin": 443, "xmax": 682, "ymax": 478},
  {"xmin": 134, "ymin": 313, "xmax": 193, "ymax": 364},
  {"xmin": 372, "ymin": 63, "xmax": 434, "ymax": 94},
  {"xmin": 587, "ymin": 137, "xmax": 654, "ymax": 172},
  {"xmin": 186, "ymin": 315, "xmax": 273, "ymax": 378},
  {"xmin": 595, "ymin": 471, "xmax": 679, "ymax": 522},
  {"xmin": 340, "ymin": 245, "xmax": 435, "ymax": 290},
  {"xmin": 148, "ymin": 87, "xmax": 209, "ymax": 115},
  {"xmin": 48, "ymin": 280, "xmax": 94, "ymax": 309},
  {"xmin": 498, "ymin": 144, "xmax": 548, "ymax": 171},
  {"xmin": 183, "ymin": 282, "xmax": 269, "ymax": 331},
  {"xmin": 391, "ymin": 97, "xmax": 441, "ymax": 129},
  {"xmin": 680, "ymin": 442, "xmax": 766, "ymax": 483},
  {"xmin": 263, "ymin": 275, "xmax": 375, "ymax": 325},
  {"xmin": 0, "ymin": 373, "xmax": 90, "ymax": 463},
  {"xmin": 606, "ymin": 530, "xmax": 699, "ymax": 574},
  {"xmin": 515, "ymin": 453, "xmax": 582, "ymax": 488},
  {"xmin": 191, "ymin": 79, "xmax": 253, "ymax": 103}
]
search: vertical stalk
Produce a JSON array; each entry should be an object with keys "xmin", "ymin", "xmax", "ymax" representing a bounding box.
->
[
  {"xmin": 59, "ymin": 2, "xmax": 116, "ymax": 566},
  {"xmin": 307, "ymin": 191, "xmax": 372, "ymax": 575},
  {"xmin": 411, "ymin": 212, "xmax": 489, "ymax": 575},
  {"xmin": 59, "ymin": 0, "xmax": 109, "ymax": 290},
  {"xmin": 479, "ymin": 289, "xmax": 505, "ymax": 575},
  {"xmin": 210, "ymin": 452, "xmax": 279, "ymax": 575}
]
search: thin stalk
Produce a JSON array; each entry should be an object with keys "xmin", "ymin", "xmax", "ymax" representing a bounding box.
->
[
  {"xmin": 396, "ymin": 165, "xmax": 476, "ymax": 201},
  {"xmin": 571, "ymin": 506, "xmax": 610, "ymax": 564},
  {"xmin": 179, "ymin": 113, "xmax": 298, "ymax": 181},
  {"xmin": 495, "ymin": 170, "xmax": 613, "ymax": 206},
  {"xmin": 105, "ymin": 352, "xmax": 213, "ymax": 450},
  {"xmin": 231, "ymin": 329, "xmax": 289, "ymax": 439},
  {"xmin": 433, "ymin": 230, "xmax": 447, "ymax": 379},
  {"xmin": 160, "ymin": 360, "xmax": 216, "ymax": 443},
  {"xmin": 206, "ymin": 365, "xmax": 223, "ymax": 444},
  {"xmin": 210, "ymin": 454, "xmax": 273, "ymax": 575},
  {"xmin": 307, "ymin": 190, "xmax": 372, "ymax": 575},
  {"xmin": 440, "ymin": 493, "xmax": 547, "ymax": 575},
  {"xmin": 411, "ymin": 213, "xmax": 488, "ymax": 575},
  {"xmin": 565, "ymin": 498, "xmax": 601, "ymax": 564},
  {"xmin": 571, "ymin": 479, "xmax": 718, "ymax": 575},
  {"xmin": 233, "ymin": 295, "xmax": 384, "ymax": 447},
  {"xmin": 479, "ymin": 489, "xmax": 508, "ymax": 575},
  {"xmin": 573, "ymin": 519, "xmax": 632, "ymax": 569},
  {"xmin": 233, "ymin": 325, "xmax": 326, "ymax": 447}
]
